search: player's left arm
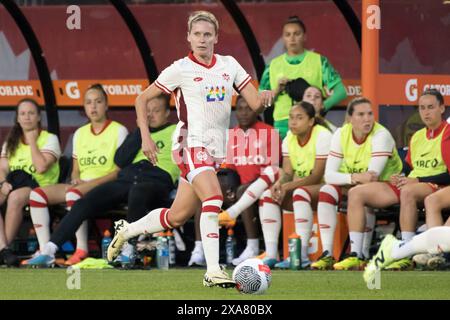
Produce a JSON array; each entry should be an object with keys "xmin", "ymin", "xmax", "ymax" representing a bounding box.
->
[
  {"xmin": 240, "ymin": 83, "xmax": 274, "ymax": 114},
  {"xmin": 367, "ymin": 129, "xmax": 394, "ymax": 179}
]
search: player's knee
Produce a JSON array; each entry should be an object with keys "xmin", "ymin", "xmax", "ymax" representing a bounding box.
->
[
  {"xmin": 318, "ymin": 184, "xmax": 339, "ymax": 205},
  {"xmin": 292, "ymin": 187, "xmax": 311, "ymax": 203},
  {"xmin": 399, "ymin": 186, "xmax": 415, "ymax": 201},
  {"xmin": 29, "ymin": 188, "xmax": 48, "ymax": 208},
  {"xmin": 347, "ymin": 185, "xmax": 364, "ymax": 202},
  {"xmin": 424, "ymin": 194, "xmax": 440, "ymax": 211},
  {"xmin": 261, "ymin": 189, "xmax": 273, "ymax": 199},
  {"xmin": 261, "ymin": 166, "xmax": 279, "ymax": 185}
]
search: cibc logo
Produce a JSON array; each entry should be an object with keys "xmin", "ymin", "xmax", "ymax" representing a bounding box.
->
[{"xmin": 405, "ymin": 78, "xmax": 418, "ymax": 102}]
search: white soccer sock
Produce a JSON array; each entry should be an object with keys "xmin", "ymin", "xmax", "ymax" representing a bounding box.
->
[
  {"xmin": 259, "ymin": 190, "xmax": 281, "ymax": 259},
  {"xmin": 292, "ymin": 187, "xmax": 313, "ymax": 262},
  {"xmin": 425, "ymin": 226, "xmax": 450, "ymax": 254},
  {"xmin": 392, "ymin": 226, "xmax": 450, "ymax": 259},
  {"xmin": 194, "ymin": 240, "xmax": 203, "ymax": 251},
  {"xmin": 200, "ymin": 196, "xmax": 223, "ymax": 273},
  {"xmin": 66, "ymin": 189, "xmax": 88, "ymax": 252},
  {"xmin": 401, "ymin": 231, "xmax": 415, "ymax": 242},
  {"xmin": 42, "ymin": 241, "xmax": 58, "ymax": 257},
  {"xmin": 228, "ymin": 179, "xmax": 268, "ymax": 219},
  {"xmin": 29, "ymin": 188, "xmax": 51, "ymax": 251},
  {"xmin": 227, "ymin": 166, "xmax": 278, "ymax": 219},
  {"xmin": 122, "ymin": 208, "xmax": 170, "ymax": 239},
  {"xmin": 362, "ymin": 208, "xmax": 376, "ymax": 259},
  {"xmin": 247, "ymin": 238, "xmax": 259, "ymax": 251},
  {"xmin": 349, "ymin": 232, "xmax": 364, "ymax": 258},
  {"xmin": 317, "ymin": 185, "xmax": 339, "ymax": 256}
]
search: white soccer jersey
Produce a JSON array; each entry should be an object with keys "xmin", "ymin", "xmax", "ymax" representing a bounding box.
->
[{"xmin": 155, "ymin": 52, "xmax": 252, "ymax": 158}]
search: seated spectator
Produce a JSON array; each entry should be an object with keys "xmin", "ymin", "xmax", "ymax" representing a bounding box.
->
[{"xmin": 0, "ymin": 99, "xmax": 61, "ymax": 266}]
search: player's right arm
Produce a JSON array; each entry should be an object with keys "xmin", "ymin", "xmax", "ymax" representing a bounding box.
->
[{"xmin": 135, "ymin": 83, "xmax": 164, "ymax": 165}]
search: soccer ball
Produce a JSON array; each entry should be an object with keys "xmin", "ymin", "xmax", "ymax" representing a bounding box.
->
[{"xmin": 232, "ymin": 258, "xmax": 272, "ymax": 295}]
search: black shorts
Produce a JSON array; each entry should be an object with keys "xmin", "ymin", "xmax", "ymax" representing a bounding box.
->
[{"xmin": 6, "ymin": 170, "xmax": 39, "ymax": 190}]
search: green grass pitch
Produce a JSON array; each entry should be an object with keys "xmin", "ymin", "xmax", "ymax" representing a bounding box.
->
[{"xmin": 1, "ymin": 268, "xmax": 450, "ymax": 300}]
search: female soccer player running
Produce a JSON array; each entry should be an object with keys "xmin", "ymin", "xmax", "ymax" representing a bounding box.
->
[{"xmin": 107, "ymin": 11, "xmax": 274, "ymax": 288}]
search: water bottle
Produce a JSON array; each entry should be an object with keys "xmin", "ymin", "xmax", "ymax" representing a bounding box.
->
[
  {"xmin": 289, "ymin": 233, "xmax": 302, "ymax": 270},
  {"xmin": 225, "ymin": 228, "xmax": 236, "ymax": 265},
  {"xmin": 27, "ymin": 228, "xmax": 38, "ymax": 254},
  {"xmin": 156, "ymin": 232, "xmax": 169, "ymax": 270},
  {"xmin": 166, "ymin": 230, "xmax": 176, "ymax": 266},
  {"xmin": 101, "ymin": 230, "xmax": 112, "ymax": 260}
]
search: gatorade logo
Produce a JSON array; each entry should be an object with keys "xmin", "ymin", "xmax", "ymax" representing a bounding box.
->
[
  {"xmin": 295, "ymin": 218, "xmax": 309, "ymax": 223},
  {"xmin": 66, "ymin": 81, "xmax": 80, "ymax": 99},
  {"xmin": 319, "ymin": 224, "xmax": 330, "ymax": 229},
  {"xmin": 262, "ymin": 219, "xmax": 277, "ymax": 223},
  {"xmin": 405, "ymin": 78, "xmax": 418, "ymax": 102}
]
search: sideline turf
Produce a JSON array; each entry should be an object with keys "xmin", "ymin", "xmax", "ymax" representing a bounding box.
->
[{"xmin": 1, "ymin": 269, "xmax": 449, "ymax": 300}]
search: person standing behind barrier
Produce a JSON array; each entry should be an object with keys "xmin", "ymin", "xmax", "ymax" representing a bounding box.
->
[
  {"xmin": 346, "ymin": 89, "xmax": 450, "ymax": 271},
  {"xmin": 0, "ymin": 99, "xmax": 61, "ymax": 266},
  {"xmin": 312, "ymin": 97, "xmax": 402, "ymax": 271},
  {"xmin": 259, "ymin": 16, "xmax": 347, "ymax": 139},
  {"xmin": 23, "ymin": 84, "xmax": 128, "ymax": 266}
]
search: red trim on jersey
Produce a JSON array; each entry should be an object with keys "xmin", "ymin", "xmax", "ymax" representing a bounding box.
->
[
  {"xmin": 175, "ymin": 88, "xmax": 188, "ymax": 127},
  {"xmin": 329, "ymin": 151, "xmax": 343, "ymax": 158},
  {"xmin": 426, "ymin": 121, "xmax": 446, "ymax": 139},
  {"xmin": 297, "ymin": 127, "xmax": 313, "ymax": 147},
  {"xmin": 155, "ymin": 80, "xmax": 172, "ymax": 94},
  {"xmin": 407, "ymin": 123, "xmax": 450, "ymax": 171},
  {"xmin": 237, "ymin": 75, "xmax": 251, "ymax": 92},
  {"xmin": 188, "ymin": 51, "xmax": 217, "ymax": 69},
  {"xmin": 40, "ymin": 149, "xmax": 58, "ymax": 159},
  {"xmin": 441, "ymin": 124, "xmax": 450, "ymax": 169},
  {"xmin": 352, "ymin": 130, "xmax": 370, "ymax": 145},
  {"xmin": 371, "ymin": 153, "xmax": 392, "ymax": 157},
  {"xmin": 90, "ymin": 119, "xmax": 112, "ymax": 136}
]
